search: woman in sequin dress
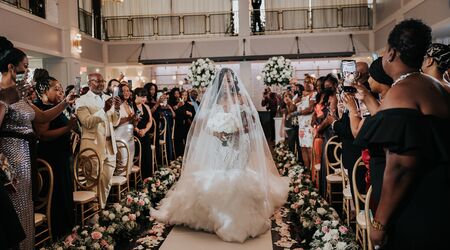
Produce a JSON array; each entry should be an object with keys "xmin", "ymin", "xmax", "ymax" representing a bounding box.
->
[{"xmin": 0, "ymin": 39, "xmax": 75, "ymax": 249}]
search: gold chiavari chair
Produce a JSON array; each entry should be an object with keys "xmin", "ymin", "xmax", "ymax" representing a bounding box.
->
[
  {"xmin": 159, "ymin": 116, "xmax": 169, "ymax": 166},
  {"xmin": 70, "ymin": 131, "xmax": 80, "ymax": 155},
  {"xmin": 73, "ymin": 148, "xmax": 101, "ymax": 227},
  {"xmin": 171, "ymin": 119, "xmax": 176, "ymax": 159},
  {"xmin": 34, "ymin": 159, "xmax": 54, "ymax": 248},
  {"xmin": 352, "ymin": 156, "xmax": 369, "ymax": 250},
  {"xmin": 150, "ymin": 117, "xmax": 157, "ymax": 173},
  {"xmin": 130, "ymin": 136, "xmax": 142, "ymax": 189},
  {"xmin": 365, "ymin": 186, "xmax": 374, "ymax": 250},
  {"xmin": 110, "ymin": 140, "xmax": 130, "ymax": 202},
  {"xmin": 325, "ymin": 135, "xmax": 343, "ymax": 205},
  {"xmin": 341, "ymin": 155, "xmax": 354, "ymax": 226}
]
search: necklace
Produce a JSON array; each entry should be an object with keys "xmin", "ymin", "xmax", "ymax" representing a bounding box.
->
[{"xmin": 392, "ymin": 72, "xmax": 420, "ymax": 87}]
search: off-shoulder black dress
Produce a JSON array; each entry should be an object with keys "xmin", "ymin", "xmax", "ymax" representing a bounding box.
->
[{"xmin": 355, "ymin": 108, "xmax": 450, "ymax": 249}]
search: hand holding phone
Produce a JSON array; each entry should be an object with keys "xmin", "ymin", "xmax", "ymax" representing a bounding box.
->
[
  {"xmin": 113, "ymin": 86, "xmax": 119, "ymax": 98},
  {"xmin": 342, "ymin": 86, "xmax": 357, "ymax": 93}
]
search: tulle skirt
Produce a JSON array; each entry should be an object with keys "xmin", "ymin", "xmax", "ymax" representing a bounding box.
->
[{"xmin": 151, "ymin": 168, "xmax": 288, "ymax": 243}]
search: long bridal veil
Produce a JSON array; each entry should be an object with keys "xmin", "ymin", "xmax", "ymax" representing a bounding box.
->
[{"xmin": 151, "ymin": 68, "xmax": 289, "ymax": 243}]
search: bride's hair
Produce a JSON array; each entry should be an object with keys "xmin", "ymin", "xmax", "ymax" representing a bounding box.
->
[{"xmin": 216, "ymin": 68, "xmax": 240, "ymax": 95}]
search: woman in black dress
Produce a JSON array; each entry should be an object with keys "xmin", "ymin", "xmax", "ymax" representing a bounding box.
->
[
  {"xmin": 33, "ymin": 74, "xmax": 77, "ymax": 239},
  {"xmin": 133, "ymin": 88, "xmax": 153, "ymax": 178},
  {"xmin": 175, "ymin": 90, "xmax": 196, "ymax": 156},
  {"xmin": 356, "ymin": 19, "xmax": 450, "ymax": 249}
]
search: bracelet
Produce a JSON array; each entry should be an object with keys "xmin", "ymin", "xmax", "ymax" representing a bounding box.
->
[{"xmin": 372, "ymin": 219, "xmax": 385, "ymax": 231}]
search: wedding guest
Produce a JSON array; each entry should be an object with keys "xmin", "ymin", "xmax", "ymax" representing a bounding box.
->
[
  {"xmin": 133, "ymin": 88, "xmax": 153, "ymax": 178},
  {"xmin": 281, "ymin": 92, "xmax": 297, "ymax": 154},
  {"xmin": 421, "ymin": 43, "xmax": 450, "ymax": 92},
  {"xmin": 311, "ymin": 76, "xmax": 326, "ymax": 170},
  {"xmin": 189, "ymin": 89, "xmax": 200, "ymax": 112},
  {"xmin": 178, "ymin": 90, "xmax": 196, "ymax": 152},
  {"xmin": 144, "ymin": 82, "xmax": 158, "ymax": 112},
  {"xmin": 291, "ymin": 75, "xmax": 316, "ymax": 169},
  {"xmin": 115, "ymin": 83, "xmax": 136, "ymax": 174},
  {"xmin": 356, "ymin": 19, "xmax": 450, "ymax": 249},
  {"xmin": 261, "ymin": 87, "xmax": 278, "ymax": 142},
  {"xmin": 34, "ymin": 74, "xmax": 77, "ymax": 239},
  {"xmin": 331, "ymin": 62, "xmax": 371, "ymax": 199},
  {"xmin": 169, "ymin": 87, "xmax": 185, "ymax": 157},
  {"xmin": 106, "ymin": 78, "xmax": 120, "ymax": 96},
  {"xmin": 75, "ymin": 73, "xmax": 121, "ymax": 208},
  {"xmin": 0, "ymin": 37, "xmax": 75, "ymax": 249},
  {"xmin": 157, "ymin": 92, "xmax": 176, "ymax": 160}
]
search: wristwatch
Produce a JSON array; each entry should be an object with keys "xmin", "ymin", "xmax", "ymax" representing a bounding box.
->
[{"xmin": 372, "ymin": 219, "xmax": 385, "ymax": 231}]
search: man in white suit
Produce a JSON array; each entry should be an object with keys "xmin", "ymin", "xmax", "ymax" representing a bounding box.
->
[{"xmin": 75, "ymin": 73, "xmax": 121, "ymax": 208}]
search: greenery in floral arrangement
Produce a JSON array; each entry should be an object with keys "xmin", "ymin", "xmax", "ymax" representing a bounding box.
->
[
  {"xmin": 272, "ymin": 141, "xmax": 359, "ymax": 250},
  {"xmin": 43, "ymin": 224, "xmax": 115, "ymax": 250},
  {"xmin": 262, "ymin": 56, "xmax": 294, "ymax": 87}
]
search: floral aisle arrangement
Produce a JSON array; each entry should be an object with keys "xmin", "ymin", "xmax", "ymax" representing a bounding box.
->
[
  {"xmin": 272, "ymin": 142, "xmax": 359, "ymax": 250},
  {"xmin": 262, "ymin": 56, "xmax": 294, "ymax": 87},
  {"xmin": 143, "ymin": 158, "xmax": 181, "ymax": 206},
  {"xmin": 187, "ymin": 58, "xmax": 217, "ymax": 88}
]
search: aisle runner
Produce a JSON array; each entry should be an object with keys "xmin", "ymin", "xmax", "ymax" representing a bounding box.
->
[{"xmin": 160, "ymin": 226, "xmax": 273, "ymax": 250}]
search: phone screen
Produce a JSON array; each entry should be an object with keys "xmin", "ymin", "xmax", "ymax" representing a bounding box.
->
[
  {"xmin": 341, "ymin": 60, "xmax": 357, "ymax": 86},
  {"xmin": 74, "ymin": 77, "xmax": 81, "ymax": 96},
  {"xmin": 113, "ymin": 86, "xmax": 119, "ymax": 97},
  {"xmin": 156, "ymin": 92, "xmax": 163, "ymax": 100}
]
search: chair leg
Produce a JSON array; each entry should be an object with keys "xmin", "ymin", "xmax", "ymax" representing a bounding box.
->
[
  {"xmin": 362, "ymin": 228, "xmax": 367, "ymax": 250},
  {"xmin": 81, "ymin": 204, "xmax": 85, "ymax": 227}
]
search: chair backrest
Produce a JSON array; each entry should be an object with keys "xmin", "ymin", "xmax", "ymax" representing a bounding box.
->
[
  {"xmin": 115, "ymin": 139, "xmax": 130, "ymax": 178},
  {"xmin": 352, "ymin": 156, "xmax": 367, "ymax": 215},
  {"xmin": 151, "ymin": 117, "xmax": 157, "ymax": 147},
  {"xmin": 324, "ymin": 135, "xmax": 342, "ymax": 176},
  {"xmin": 70, "ymin": 131, "xmax": 80, "ymax": 155},
  {"xmin": 365, "ymin": 185, "xmax": 374, "ymax": 250},
  {"xmin": 73, "ymin": 148, "xmax": 101, "ymax": 192},
  {"xmin": 340, "ymin": 154, "xmax": 350, "ymax": 190},
  {"xmin": 159, "ymin": 116, "xmax": 167, "ymax": 144},
  {"xmin": 133, "ymin": 136, "xmax": 142, "ymax": 168},
  {"xmin": 34, "ymin": 159, "xmax": 54, "ymax": 223},
  {"xmin": 171, "ymin": 118, "xmax": 176, "ymax": 140}
]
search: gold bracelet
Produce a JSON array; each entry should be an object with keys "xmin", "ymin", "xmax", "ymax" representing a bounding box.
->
[{"xmin": 372, "ymin": 219, "xmax": 385, "ymax": 231}]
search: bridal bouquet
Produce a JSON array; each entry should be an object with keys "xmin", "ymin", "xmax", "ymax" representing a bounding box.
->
[
  {"xmin": 207, "ymin": 112, "xmax": 238, "ymax": 146},
  {"xmin": 187, "ymin": 58, "xmax": 217, "ymax": 88},
  {"xmin": 262, "ymin": 56, "xmax": 294, "ymax": 86}
]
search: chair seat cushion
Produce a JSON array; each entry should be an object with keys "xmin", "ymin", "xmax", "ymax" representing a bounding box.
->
[
  {"xmin": 357, "ymin": 210, "xmax": 367, "ymax": 229},
  {"xmin": 112, "ymin": 176, "xmax": 127, "ymax": 185},
  {"xmin": 343, "ymin": 186, "xmax": 352, "ymax": 199},
  {"xmin": 326, "ymin": 174, "xmax": 342, "ymax": 183},
  {"xmin": 73, "ymin": 191, "xmax": 97, "ymax": 203},
  {"xmin": 34, "ymin": 213, "xmax": 46, "ymax": 226},
  {"xmin": 314, "ymin": 164, "xmax": 321, "ymax": 171},
  {"xmin": 131, "ymin": 166, "xmax": 140, "ymax": 173}
]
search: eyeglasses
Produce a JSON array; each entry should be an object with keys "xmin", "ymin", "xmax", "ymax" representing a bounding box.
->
[{"xmin": 89, "ymin": 79, "xmax": 106, "ymax": 84}]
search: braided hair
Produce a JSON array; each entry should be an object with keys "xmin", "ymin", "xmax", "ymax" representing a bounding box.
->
[{"xmin": 426, "ymin": 43, "xmax": 450, "ymax": 74}]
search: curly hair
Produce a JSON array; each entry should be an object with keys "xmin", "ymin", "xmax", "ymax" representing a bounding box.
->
[
  {"xmin": 0, "ymin": 36, "xmax": 26, "ymax": 73},
  {"xmin": 387, "ymin": 19, "xmax": 432, "ymax": 69}
]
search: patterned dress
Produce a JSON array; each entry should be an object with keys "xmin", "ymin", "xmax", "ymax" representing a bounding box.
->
[
  {"xmin": 0, "ymin": 99, "xmax": 36, "ymax": 250},
  {"xmin": 297, "ymin": 92, "xmax": 315, "ymax": 148}
]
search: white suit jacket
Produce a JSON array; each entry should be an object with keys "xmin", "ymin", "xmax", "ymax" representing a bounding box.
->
[{"xmin": 75, "ymin": 91, "xmax": 120, "ymax": 160}]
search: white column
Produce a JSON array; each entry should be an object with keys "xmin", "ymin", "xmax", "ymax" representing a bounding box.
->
[{"xmin": 238, "ymin": 0, "xmax": 250, "ymax": 37}]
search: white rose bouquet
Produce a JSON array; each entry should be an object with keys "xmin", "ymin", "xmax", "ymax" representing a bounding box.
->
[
  {"xmin": 207, "ymin": 112, "xmax": 239, "ymax": 146},
  {"xmin": 187, "ymin": 58, "xmax": 217, "ymax": 88},
  {"xmin": 262, "ymin": 56, "xmax": 294, "ymax": 86}
]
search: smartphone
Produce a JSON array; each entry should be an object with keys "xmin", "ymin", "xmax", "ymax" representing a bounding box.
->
[
  {"xmin": 341, "ymin": 60, "xmax": 357, "ymax": 86},
  {"xmin": 127, "ymin": 79, "xmax": 132, "ymax": 90},
  {"xmin": 74, "ymin": 77, "xmax": 81, "ymax": 96},
  {"xmin": 156, "ymin": 92, "xmax": 163, "ymax": 100},
  {"xmin": 343, "ymin": 86, "xmax": 357, "ymax": 93},
  {"xmin": 113, "ymin": 86, "xmax": 119, "ymax": 97}
]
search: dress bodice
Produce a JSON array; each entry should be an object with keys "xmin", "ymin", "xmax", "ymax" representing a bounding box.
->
[{"xmin": 1, "ymin": 100, "xmax": 35, "ymax": 134}]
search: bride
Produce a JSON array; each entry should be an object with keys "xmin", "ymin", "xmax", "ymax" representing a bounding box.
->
[{"xmin": 151, "ymin": 68, "xmax": 289, "ymax": 243}]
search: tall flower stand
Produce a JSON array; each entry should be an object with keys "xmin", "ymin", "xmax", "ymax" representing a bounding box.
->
[{"xmin": 274, "ymin": 117, "xmax": 283, "ymax": 144}]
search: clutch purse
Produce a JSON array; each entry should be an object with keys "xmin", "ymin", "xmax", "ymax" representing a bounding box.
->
[{"xmin": 0, "ymin": 153, "xmax": 17, "ymax": 192}]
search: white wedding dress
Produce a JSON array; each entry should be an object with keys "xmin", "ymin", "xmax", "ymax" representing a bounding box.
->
[{"xmin": 151, "ymin": 68, "xmax": 289, "ymax": 243}]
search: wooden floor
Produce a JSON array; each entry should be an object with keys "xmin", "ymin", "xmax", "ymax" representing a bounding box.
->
[{"xmin": 160, "ymin": 226, "xmax": 273, "ymax": 250}]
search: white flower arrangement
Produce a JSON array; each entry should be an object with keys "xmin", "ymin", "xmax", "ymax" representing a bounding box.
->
[
  {"xmin": 262, "ymin": 56, "xmax": 294, "ymax": 86},
  {"xmin": 206, "ymin": 112, "xmax": 239, "ymax": 146},
  {"xmin": 187, "ymin": 58, "xmax": 217, "ymax": 88}
]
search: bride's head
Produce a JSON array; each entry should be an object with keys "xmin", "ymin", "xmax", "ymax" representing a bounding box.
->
[{"xmin": 215, "ymin": 68, "xmax": 240, "ymax": 106}]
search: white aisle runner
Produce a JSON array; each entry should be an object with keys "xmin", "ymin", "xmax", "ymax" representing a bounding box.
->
[{"xmin": 160, "ymin": 226, "xmax": 273, "ymax": 250}]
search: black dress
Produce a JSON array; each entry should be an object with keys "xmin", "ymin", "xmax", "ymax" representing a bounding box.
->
[
  {"xmin": 355, "ymin": 108, "xmax": 450, "ymax": 249},
  {"xmin": 174, "ymin": 103, "xmax": 196, "ymax": 156},
  {"xmin": 333, "ymin": 112, "xmax": 365, "ymax": 198},
  {"xmin": 135, "ymin": 104, "xmax": 153, "ymax": 178},
  {"xmin": 35, "ymin": 100, "xmax": 74, "ymax": 239}
]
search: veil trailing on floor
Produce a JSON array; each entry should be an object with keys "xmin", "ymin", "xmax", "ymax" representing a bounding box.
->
[{"xmin": 151, "ymin": 68, "xmax": 289, "ymax": 243}]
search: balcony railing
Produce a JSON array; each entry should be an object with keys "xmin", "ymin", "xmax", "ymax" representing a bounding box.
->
[
  {"xmin": 252, "ymin": 4, "xmax": 372, "ymax": 34},
  {"xmin": 1, "ymin": 0, "xmax": 46, "ymax": 18},
  {"xmin": 78, "ymin": 8, "xmax": 93, "ymax": 36},
  {"xmin": 103, "ymin": 11, "xmax": 237, "ymax": 41}
]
